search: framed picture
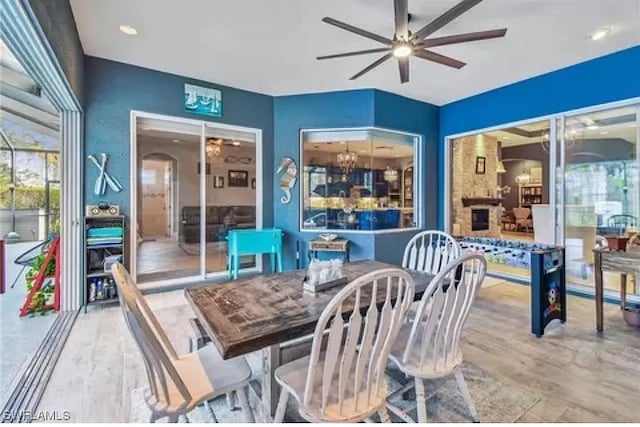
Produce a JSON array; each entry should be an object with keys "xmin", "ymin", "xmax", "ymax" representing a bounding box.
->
[
  {"xmin": 184, "ymin": 83, "xmax": 222, "ymax": 117},
  {"xmin": 213, "ymin": 175, "xmax": 224, "ymax": 188},
  {"xmin": 251, "ymin": 178, "xmax": 256, "ymax": 189},
  {"xmin": 475, "ymin": 156, "xmax": 486, "ymax": 174},
  {"xmin": 197, "ymin": 162, "xmax": 211, "ymax": 175},
  {"xmin": 228, "ymin": 170, "xmax": 249, "ymax": 187}
]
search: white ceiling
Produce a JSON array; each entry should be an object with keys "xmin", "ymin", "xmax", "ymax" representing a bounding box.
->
[{"xmin": 70, "ymin": 0, "xmax": 640, "ymax": 105}]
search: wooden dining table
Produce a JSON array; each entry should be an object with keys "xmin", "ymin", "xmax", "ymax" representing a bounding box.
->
[{"xmin": 184, "ymin": 259, "xmax": 434, "ymax": 420}]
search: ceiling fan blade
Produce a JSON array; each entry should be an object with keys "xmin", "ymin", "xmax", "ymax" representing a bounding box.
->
[
  {"xmin": 394, "ymin": 0, "xmax": 409, "ymax": 39},
  {"xmin": 423, "ymin": 28, "xmax": 507, "ymax": 47},
  {"xmin": 398, "ymin": 57, "xmax": 409, "ymax": 83},
  {"xmin": 349, "ymin": 53, "xmax": 393, "ymax": 80},
  {"xmin": 412, "ymin": 0, "xmax": 484, "ymax": 40},
  {"xmin": 414, "ymin": 49, "xmax": 466, "ymax": 69},
  {"xmin": 322, "ymin": 17, "xmax": 392, "ymax": 45},
  {"xmin": 317, "ymin": 47, "xmax": 390, "ymax": 60}
]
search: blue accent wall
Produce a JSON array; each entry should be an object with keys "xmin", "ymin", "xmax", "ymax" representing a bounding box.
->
[
  {"xmin": 273, "ymin": 90, "xmax": 376, "ymax": 268},
  {"xmin": 372, "ymin": 90, "xmax": 440, "ymax": 264},
  {"xmin": 273, "ymin": 89, "xmax": 439, "ymax": 269},
  {"xmin": 438, "ymin": 45, "xmax": 640, "ymax": 227},
  {"xmin": 84, "ymin": 56, "xmax": 274, "ymax": 227}
]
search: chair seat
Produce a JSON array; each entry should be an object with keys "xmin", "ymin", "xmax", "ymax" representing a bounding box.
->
[
  {"xmin": 388, "ymin": 322, "xmax": 462, "ymax": 379},
  {"xmin": 146, "ymin": 344, "xmax": 252, "ymax": 414},
  {"xmin": 275, "ymin": 354, "xmax": 387, "ymax": 423}
]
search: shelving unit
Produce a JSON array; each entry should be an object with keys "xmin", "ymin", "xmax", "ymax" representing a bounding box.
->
[
  {"xmin": 84, "ymin": 215, "xmax": 125, "ymax": 309},
  {"xmin": 401, "ymin": 166, "xmax": 414, "ymax": 227},
  {"xmin": 519, "ymin": 184, "xmax": 543, "ymax": 207}
]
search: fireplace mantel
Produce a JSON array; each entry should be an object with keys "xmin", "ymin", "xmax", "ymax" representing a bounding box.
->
[{"xmin": 461, "ymin": 197, "xmax": 504, "ymax": 207}]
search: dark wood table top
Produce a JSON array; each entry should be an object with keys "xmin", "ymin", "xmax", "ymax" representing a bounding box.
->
[{"xmin": 185, "ymin": 260, "xmax": 433, "ymax": 359}]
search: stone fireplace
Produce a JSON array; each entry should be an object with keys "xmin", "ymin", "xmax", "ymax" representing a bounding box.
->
[{"xmin": 451, "ymin": 134, "xmax": 502, "ymax": 237}]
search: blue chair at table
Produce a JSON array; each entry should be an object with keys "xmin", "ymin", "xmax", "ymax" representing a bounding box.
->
[{"xmin": 226, "ymin": 228, "xmax": 283, "ymax": 279}]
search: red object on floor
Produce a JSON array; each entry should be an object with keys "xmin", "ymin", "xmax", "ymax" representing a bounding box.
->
[
  {"xmin": 0, "ymin": 239, "xmax": 5, "ymax": 295},
  {"xmin": 19, "ymin": 236, "xmax": 61, "ymax": 317}
]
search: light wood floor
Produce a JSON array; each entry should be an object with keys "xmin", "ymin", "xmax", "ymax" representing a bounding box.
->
[
  {"xmin": 36, "ymin": 280, "xmax": 640, "ymax": 422},
  {"xmin": 136, "ymin": 239, "xmax": 254, "ymax": 283}
]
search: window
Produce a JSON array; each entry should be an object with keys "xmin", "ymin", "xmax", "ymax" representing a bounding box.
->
[{"xmin": 300, "ymin": 128, "xmax": 419, "ymax": 231}]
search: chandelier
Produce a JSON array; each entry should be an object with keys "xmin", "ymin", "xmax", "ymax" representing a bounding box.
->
[
  {"xmin": 206, "ymin": 138, "xmax": 222, "ymax": 158},
  {"xmin": 540, "ymin": 128, "xmax": 578, "ymax": 152},
  {"xmin": 515, "ymin": 172, "xmax": 531, "ymax": 185},
  {"xmin": 384, "ymin": 166, "xmax": 398, "ymax": 182},
  {"xmin": 337, "ymin": 142, "xmax": 358, "ymax": 173}
]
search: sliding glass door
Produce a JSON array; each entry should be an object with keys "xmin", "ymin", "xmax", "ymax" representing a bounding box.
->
[
  {"xmin": 136, "ymin": 116, "xmax": 202, "ymax": 283},
  {"xmin": 133, "ymin": 113, "xmax": 261, "ymax": 287},
  {"xmin": 204, "ymin": 124, "xmax": 258, "ymax": 275},
  {"xmin": 560, "ymin": 105, "xmax": 639, "ymax": 299}
]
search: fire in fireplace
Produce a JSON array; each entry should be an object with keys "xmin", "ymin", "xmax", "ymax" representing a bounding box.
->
[{"xmin": 471, "ymin": 209, "xmax": 489, "ymax": 231}]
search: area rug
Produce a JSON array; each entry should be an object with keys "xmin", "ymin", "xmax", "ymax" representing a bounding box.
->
[{"xmin": 130, "ymin": 361, "xmax": 539, "ymax": 423}]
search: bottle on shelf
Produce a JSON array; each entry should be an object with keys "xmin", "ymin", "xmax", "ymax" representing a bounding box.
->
[
  {"xmin": 96, "ymin": 279, "xmax": 104, "ymax": 300},
  {"xmin": 89, "ymin": 280, "xmax": 96, "ymax": 302}
]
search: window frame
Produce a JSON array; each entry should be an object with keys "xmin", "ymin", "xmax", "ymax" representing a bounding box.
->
[{"xmin": 298, "ymin": 126, "xmax": 423, "ymax": 234}]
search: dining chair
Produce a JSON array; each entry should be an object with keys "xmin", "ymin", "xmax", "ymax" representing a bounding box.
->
[
  {"xmin": 607, "ymin": 214, "xmax": 638, "ymax": 236},
  {"xmin": 111, "ymin": 263, "xmax": 255, "ymax": 423},
  {"xmin": 272, "ymin": 268, "xmax": 416, "ymax": 423},
  {"xmin": 386, "ymin": 253, "xmax": 487, "ymax": 423},
  {"xmin": 513, "ymin": 207, "xmax": 532, "ymax": 232},
  {"xmin": 402, "ymin": 230, "xmax": 461, "ymax": 274}
]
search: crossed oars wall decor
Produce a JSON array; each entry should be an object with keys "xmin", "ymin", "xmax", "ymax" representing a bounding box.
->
[{"xmin": 88, "ymin": 153, "xmax": 123, "ymax": 196}]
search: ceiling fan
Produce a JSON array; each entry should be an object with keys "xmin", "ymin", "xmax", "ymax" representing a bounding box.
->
[{"xmin": 317, "ymin": 0, "xmax": 507, "ymax": 83}]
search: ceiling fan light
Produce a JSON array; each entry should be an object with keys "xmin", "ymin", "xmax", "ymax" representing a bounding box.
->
[{"xmin": 393, "ymin": 44, "xmax": 412, "ymax": 58}]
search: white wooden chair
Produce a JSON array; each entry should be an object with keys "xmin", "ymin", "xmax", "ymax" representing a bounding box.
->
[
  {"xmin": 272, "ymin": 268, "xmax": 416, "ymax": 423},
  {"xmin": 111, "ymin": 263, "xmax": 255, "ymax": 423},
  {"xmin": 402, "ymin": 230, "xmax": 461, "ymax": 274},
  {"xmin": 386, "ymin": 253, "xmax": 487, "ymax": 423}
]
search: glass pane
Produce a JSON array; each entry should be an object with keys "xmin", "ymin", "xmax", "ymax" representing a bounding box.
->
[
  {"xmin": 301, "ymin": 128, "xmax": 416, "ymax": 231},
  {"xmin": 451, "ymin": 120, "xmax": 552, "ymax": 280},
  {"xmin": 205, "ymin": 125, "xmax": 257, "ymax": 275},
  {"xmin": 563, "ymin": 105, "xmax": 639, "ymax": 295},
  {"xmin": 135, "ymin": 117, "xmax": 202, "ymax": 283}
]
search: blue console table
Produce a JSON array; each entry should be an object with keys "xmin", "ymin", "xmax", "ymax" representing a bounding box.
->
[{"xmin": 226, "ymin": 228, "xmax": 283, "ymax": 279}]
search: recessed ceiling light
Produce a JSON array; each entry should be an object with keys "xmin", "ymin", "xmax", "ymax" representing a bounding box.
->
[
  {"xmin": 587, "ymin": 125, "xmax": 599, "ymax": 130},
  {"xmin": 600, "ymin": 131, "xmax": 609, "ymax": 135},
  {"xmin": 232, "ymin": 141, "xmax": 240, "ymax": 146},
  {"xmin": 119, "ymin": 25, "xmax": 138, "ymax": 36},
  {"xmin": 502, "ymin": 136, "xmax": 510, "ymax": 140},
  {"xmin": 590, "ymin": 27, "xmax": 610, "ymax": 41},
  {"xmin": 172, "ymin": 139, "xmax": 179, "ymax": 143}
]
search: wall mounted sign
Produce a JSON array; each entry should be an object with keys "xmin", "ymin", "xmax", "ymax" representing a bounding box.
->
[
  {"xmin": 184, "ymin": 83, "xmax": 222, "ymax": 117},
  {"xmin": 277, "ymin": 157, "xmax": 297, "ymax": 204}
]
